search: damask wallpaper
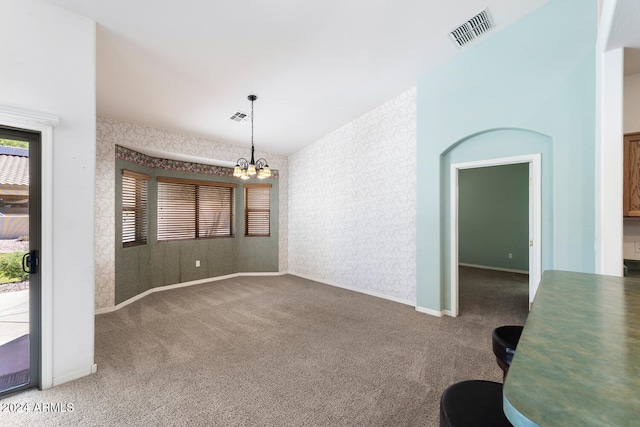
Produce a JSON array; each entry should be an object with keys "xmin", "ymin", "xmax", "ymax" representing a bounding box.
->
[
  {"xmin": 288, "ymin": 88, "xmax": 417, "ymax": 304},
  {"xmin": 95, "ymin": 118, "xmax": 288, "ymax": 310}
]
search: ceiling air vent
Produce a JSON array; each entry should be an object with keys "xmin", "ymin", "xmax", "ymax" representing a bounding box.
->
[
  {"xmin": 230, "ymin": 111, "xmax": 248, "ymax": 124},
  {"xmin": 449, "ymin": 9, "xmax": 493, "ymax": 47}
]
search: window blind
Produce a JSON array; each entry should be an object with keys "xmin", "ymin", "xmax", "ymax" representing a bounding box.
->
[
  {"xmin": 198, "ymin": 185, "xmax": 234, "ymax": 237},
  {"xmin": 158, "ymin": 181, "xmax": 196, "ymax": 241},
  {"xmin": 157, "ymin": 177, "xmax": 236, "ymax": 241},
  {"xmin": 122, "ymin": 170, "xmax": 149, "ymax": 247},
  {"xmin": 245, "ymin": 184, "xmax": 271, "ymax": 237}
]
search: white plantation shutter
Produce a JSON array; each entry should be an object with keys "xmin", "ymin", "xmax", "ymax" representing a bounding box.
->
[
  {"xmin": 157, "ymin": 177, "xmax": 235, "ymax": 241},
  {"xmin": 122, "ymin": 170, "xmax": 149, "ymax": 247},
  {"xmin": 245, "ymin": 184, "xmax": 271, "ymax": 236}
]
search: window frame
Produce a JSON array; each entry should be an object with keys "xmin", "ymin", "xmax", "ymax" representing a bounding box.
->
[
  {"xmin": 122, "ymin": 169, "xmax": 150, "ymax": 248},
  {"xmin": 244, "ymin": 184, "xmax": 271, "ymax": 237},
  {"xmin": 157, "ymin": 176, "xmax": 236, "ymax": 242}
]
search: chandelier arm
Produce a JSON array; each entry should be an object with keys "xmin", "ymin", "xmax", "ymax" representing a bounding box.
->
[
  {"xmin": 255, "ymin": 158, "xmax": 269, "ymax": 169},
  {"xmin": 235, "ymin": 158, "xmax": 250, "ymax": 169}
]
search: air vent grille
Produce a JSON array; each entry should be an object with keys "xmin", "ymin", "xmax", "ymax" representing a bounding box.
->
[
  {"xmin": 449, "ymin": 9, "xmax": 493, "ymax": 47},
  {"xmin": 230, "ymin": 111, "xmax": 248, "ymax": 123}
]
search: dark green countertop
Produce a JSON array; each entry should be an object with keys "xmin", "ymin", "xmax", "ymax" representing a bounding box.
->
[{"xmin": 503, "ymin": 270, "xmax": 640, "ymax": 426}]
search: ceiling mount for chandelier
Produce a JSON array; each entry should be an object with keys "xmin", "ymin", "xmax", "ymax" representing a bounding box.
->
[{"xmin": 233, "ymin": 95, "xmax": 271, "ymax": 180}]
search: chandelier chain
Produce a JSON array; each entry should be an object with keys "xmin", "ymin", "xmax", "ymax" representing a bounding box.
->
[
  {"xmin": 233, "ymin": 94, "xmax": 270, "ymax": 179},
  {"xmin": 251, "ymin": 97, "xmax": 254, "ymax": 148}
]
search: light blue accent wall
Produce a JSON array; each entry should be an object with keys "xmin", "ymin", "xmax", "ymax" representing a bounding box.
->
[
  {"xmin": 416, "ymin": 0, "xmax": 597, "ymax": 311},
  {"xmin": 459, "ymin": 163, "xmax": 529, "ymax": 271}
]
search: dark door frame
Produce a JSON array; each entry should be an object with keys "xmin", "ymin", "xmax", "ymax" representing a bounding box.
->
[{"xmin": 0, "ymin": 126, "xmax": 40, "ymax": 396}]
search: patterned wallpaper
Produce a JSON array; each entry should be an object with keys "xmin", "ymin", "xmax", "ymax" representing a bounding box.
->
[
  {"xmin": 95, "ymin": 118, "xmax": 288, "ymax": 310},
  {"xmin": 288, "ymin": 88, "xmax": 417, "ymax": 304}
]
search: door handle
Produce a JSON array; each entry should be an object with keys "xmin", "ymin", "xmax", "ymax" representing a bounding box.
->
[{"xmin": 22, "ymin": 250, "xmax": 38, "ymax": 274}]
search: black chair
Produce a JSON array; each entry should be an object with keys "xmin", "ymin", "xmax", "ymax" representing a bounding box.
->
[
  {"xmin": 492, "ymin": 326, "xmax": 524, "ymax": 380},
  {"xmin": 439, "ymin": 380, "xmax": 513, "ymax": 427}
]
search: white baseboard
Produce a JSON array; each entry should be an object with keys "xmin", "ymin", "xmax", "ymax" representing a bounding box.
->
[
  {"xmin": 95, "ymin": 271, "xmax": 286, "ymax": 315},
  {"xmin": 415, "ymin": 306, "xmax": 457, "ymax": 318},
  {"xmin": 288, "ymin": 272, "xmax": 415, "ymax": 307},
  {"xmin": 459, "ymin": 263, "xmax": 528, "ymax": 275},
  {"xmin": 52, "ymin": 365, "xmax": 96, "ymax": 387},
  {"xmin": 415, "ymin": 306, "xmax": 442, "ymax": 317},
  {"xmin": 235, "ymin": 272, "xmax": 283, "ymax": 277},
  {"xmin": 97, "ymin": 271, "xmax": 419, "ymax": 317}
]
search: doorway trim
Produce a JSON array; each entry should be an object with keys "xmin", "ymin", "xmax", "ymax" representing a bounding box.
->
[
  {"xmin": 0, "ymin": 105, "xmax": 59, "ymax": 389},
  {"xmin": 450, "ymin": 153, "xmax": 541, "ymax": 317}
]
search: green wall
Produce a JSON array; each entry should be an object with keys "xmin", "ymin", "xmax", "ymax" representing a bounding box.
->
[
  {"xmin": 458, "ymin": 163, "xmax": 529, "ymax": 272},
  {"xmin": 416, "ymin": 0, "xmax": 597, "ymax": 312},
  {"xmin": 115, "ymin": 157, "xmax": 279, "ymax": 305}
]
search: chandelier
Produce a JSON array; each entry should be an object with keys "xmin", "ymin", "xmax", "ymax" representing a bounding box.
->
[{"xmin": 233, "ymin": 95, "xmax": 271, "ymax": 179}]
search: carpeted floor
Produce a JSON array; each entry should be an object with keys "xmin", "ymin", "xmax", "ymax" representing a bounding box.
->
[{"xmin": 1, "ymin": 267, "xmax": 528, "ymax": 426}]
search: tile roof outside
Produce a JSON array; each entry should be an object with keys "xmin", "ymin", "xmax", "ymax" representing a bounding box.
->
[
  {"xmin": 0, "ymin": 146, "xmax": 28, "ymax": 157},
  {"xmin": 0, "ymin": 155, "xmax": 29, "ymax": 186}
]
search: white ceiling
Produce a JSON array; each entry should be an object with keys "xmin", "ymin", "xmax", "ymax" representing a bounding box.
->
[{"xmin": 45, "ymin": 0, "xmax": 550, "ymax": 156}]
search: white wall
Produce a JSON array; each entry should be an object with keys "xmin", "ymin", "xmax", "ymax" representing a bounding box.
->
[
  {"xmin": 595, "ymin": 0, "xmax": 624, "ymax": 276},
  {"xmin": 623, "ymin": 73, "xmax": 640, "ymax": 259},
  {"xmin": 288, "ymin": 88, "xmax": 417, "ymax": 304},
  {"xmin": 596, "ymin": 47, "xmax": 624, "ymax": 274},
  {"xmin": 0, "ymin": 0, "xmax": 96, "ymax": 385},
  {"xmin": 95, "ymin": 118, "xmax": 289, "ymax": 310}
]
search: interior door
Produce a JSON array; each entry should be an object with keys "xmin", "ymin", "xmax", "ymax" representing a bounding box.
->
[{"xmin": 0, "ymin": 127, "xmax": 40, "ymax": 396}]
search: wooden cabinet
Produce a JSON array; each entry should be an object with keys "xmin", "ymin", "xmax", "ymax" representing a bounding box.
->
[{"xmin": 624, "ymin": 132, "xmax": 640, "ymax": 217}]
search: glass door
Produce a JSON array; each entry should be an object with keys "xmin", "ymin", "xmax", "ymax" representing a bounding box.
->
[{"xmin": 0, "ymin": 128, "xmax": 40, "ymax": 396}]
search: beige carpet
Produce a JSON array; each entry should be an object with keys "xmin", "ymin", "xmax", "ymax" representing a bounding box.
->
[{"xmin": 1, "ymin": 267, "xmax": 528, "ymax": 426}]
